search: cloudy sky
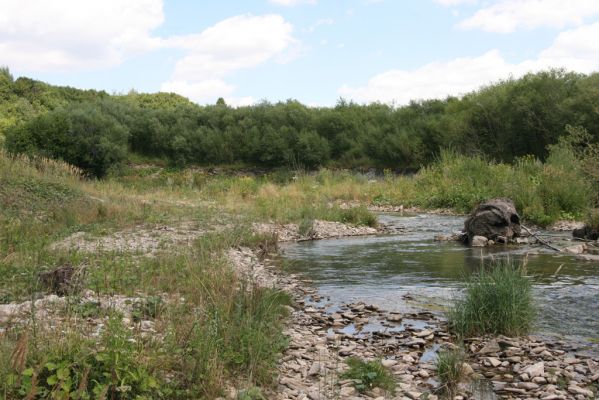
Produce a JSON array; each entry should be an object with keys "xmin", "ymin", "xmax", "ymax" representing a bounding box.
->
[{"xmin": 2, "ymin": 0, "xmax": 598, "ymax": 106}]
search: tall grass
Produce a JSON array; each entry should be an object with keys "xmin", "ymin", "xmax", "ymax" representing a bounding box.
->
[
  {"xmin": 448, "ymin": 261, "xmax": 536, "ymax": 337},
  {"xmin": 435, "ymin": 347, "xmax": 465, "ymax": 397}
]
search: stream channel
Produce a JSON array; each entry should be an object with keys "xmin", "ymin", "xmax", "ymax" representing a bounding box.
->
[{"xmin": 281, "ymin": 213, "xmax": 598, "ymax": 346}]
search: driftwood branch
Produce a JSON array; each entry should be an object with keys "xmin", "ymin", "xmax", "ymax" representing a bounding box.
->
[{"xmin": 520, "ymin": 225, "xmax": 562, "ymax": 252}]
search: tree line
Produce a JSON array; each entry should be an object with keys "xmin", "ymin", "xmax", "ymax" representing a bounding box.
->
[{"xmin": 1, "ymin": 67, "xmax": 598, "ymax": 177}]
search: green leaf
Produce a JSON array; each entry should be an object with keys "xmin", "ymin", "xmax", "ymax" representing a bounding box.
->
[
  {"xmin": 45, "ymin": 362, "xmax": 58, "ymax": 371},
  {"xmin": 22, "ymin": 367, "xmax": 34, "ymax": 377},
  {"xmin": 47, "ymin": 374, "xmax": 58, "ymax": 385},
  {"xmin": 57, "ymin": 367, "xmax": 70, "ymax": 380}
]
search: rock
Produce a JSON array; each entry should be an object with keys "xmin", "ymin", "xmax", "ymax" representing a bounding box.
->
[
  {"xmin": 387, "ymin": 313, "xmax": 402, "ymax": 322},
  {"xmin": 414, "ymin": 329, "xmax": 433, "ymax": 338},
  {"xmin": 308, "ymin": 362, "xmax": 321, "ymax": 376},
  {"xmin": 406, "ymin": 391, "xmax": 422, "ymax": 399},
  {"xmin": 339, "ymin": 386, "xmax": 356, "ymax": 397},
  {"xmin": 382, "ymin": 359, "xmax": 398, "ymax": 368},
  {"xmin": 465, "ymin": 198, "xmax": 521, "ymax": 244},
  {"xmin": 462, "ymin": 363, "xmax": 475, "ymax": 376},
  {"xmin": 471, "ymin": 235, "xmax": 489, "ymax": 247},
  {"xmin": 518, "ymin": 382, "xmax": 540, "ymax": 390},
  {"xmin": 485, "ymin": 357, "xmax": 502, "ymax": 368},
  {"xmin": 573, "ymin": 225, "xmax": 599, "ymax": 241},
  {"xmin": 568, "ymin": 386, "xmax": 594, "ymax": 397},
  {"xmin": 564, "ymin": 244, "xmax": 586, "ymax": 255},
  {"xmin": 478, "ymin": 340, "xmax": 501, "ymax": 354},
  {"xmin": 523, "ymin": 362, "xmax": 545, "ymax": 378}
]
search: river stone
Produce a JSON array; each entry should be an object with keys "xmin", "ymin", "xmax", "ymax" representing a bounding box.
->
[
  {"xmin": 478, "ymin": 340, "xmax": 501, "ymax": 354},
  {"xmin": 568, "ymin": 386, "xmax": 594, "ymax": 397},
  {"xmin": 564, "ymin": 244, "xmax": 586, "ymax": 254},
  {"xmin": 382, "ymin": 359, "xmax": 398, "ymax": 367},
  {"xmin": 471, "ymin": 235, "xmax": 488, "ymax": 247},
  {"xmin": 465, "ymin": 198, "xmax": 521, "ymax": 243},
  {"xmin": 485, "ymin": 357, "xmax": 502, "ymax": 367},
  {"xmin": 339, "ymin": 386, "xmax": 356, "ymax": 397},
  {"xmin": 518, "ymin": 382, "xmax": 540, "ymax": 390},
  {"xmin": 387, "ymin": 313, "xmax": 402, "ymax": 322},
  {"xmin": 523, "ymin": 362, "xmax": 545, "ymax": 378}
]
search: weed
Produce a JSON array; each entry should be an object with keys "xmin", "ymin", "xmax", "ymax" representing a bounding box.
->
[
  {"xmin": 341, "ymin": 357, "xmax": 395, "ymax": 394},
  {"xmin": 298, "ymin": 218, "xmax": 315, "ymax": 237},
  {"xmin": 132, "ymin": 295, "xmax": 164, "ymax": 322},
  {"xmin": 448, "ymin": 260, "xmax": 536, "ymax": 337},
  {"xmin": 435, "ymin": 347, "xmax": 465, "ymax": 396}
]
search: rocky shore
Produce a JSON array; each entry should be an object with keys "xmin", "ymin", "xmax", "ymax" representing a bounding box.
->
[{"xmin": 228, "ymin": 243, "xmax": 598, "ymax": 400}]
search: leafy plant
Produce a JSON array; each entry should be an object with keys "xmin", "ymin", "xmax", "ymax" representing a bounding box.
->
[{"xmin": 341, "ymin": 357, "xmax": 395, "ymax": 394}]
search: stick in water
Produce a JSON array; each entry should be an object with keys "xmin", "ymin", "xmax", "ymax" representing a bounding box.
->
[{"xmin": 520, "ymin": 225, "xmax": 562, "ymax": 252}]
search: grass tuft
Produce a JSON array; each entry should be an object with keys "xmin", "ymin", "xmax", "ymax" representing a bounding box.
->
[
  {"xmin": 448, "ymin": 260, "xmax": 536, "ymax": 337},
  {"xmin": 435, "ymin": 347, "xmax": 466, "ymax": 397}
]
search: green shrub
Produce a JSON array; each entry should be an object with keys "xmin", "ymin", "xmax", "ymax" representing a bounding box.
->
[
  {"xmin": 338, "ymin": 206, "xmax": 378, "ymax": 227},
  {"xmin": 436, "ymin": 347, "xmax": 465, "ymax": 396},
  {"xmin": 6, "ymin": 316, "xmax": 162, "ymax": 399},
  {"xmin": 5, "ymin": 102, "xmax": 129, "ymax": 177},
  {"xmin": 341, "ymin": 357, "xmax": 395, "ymax": 394},
  {"xmin": 448, "ymin": 261, "xmax": 536, "ymax": 337}
]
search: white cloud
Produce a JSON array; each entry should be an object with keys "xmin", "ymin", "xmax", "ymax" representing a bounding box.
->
[
  {"xmin": 161, "ymin": 14, "xmax": 296, "ymax": 104},
  {"xmin": 338, "ymin": 22, "xmax": 599, "ymax": 104},
  {"xmin": 269, "ymin": 0, "xmax": 316, "ymax": 6},
  {"xmin": 0, "ymin": 0, "xmax": 163, "ymax": 71},
  {"xmin": 457, "ymin": 0, "xmax": 599, "ymax": 33}
]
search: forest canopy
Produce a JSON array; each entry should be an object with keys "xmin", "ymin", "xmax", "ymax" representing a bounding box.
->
[{"xmin": 1, "ymin": 67, "xmax": 598, "ymax": 177}]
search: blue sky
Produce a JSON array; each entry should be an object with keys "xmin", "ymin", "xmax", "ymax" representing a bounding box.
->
[{"xmin": 2, "ymin": 0, "xmax": 598, "ymax": 106}]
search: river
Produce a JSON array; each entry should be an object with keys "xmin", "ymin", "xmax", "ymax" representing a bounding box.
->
[{"xmin": 281, "ymin": 213, "xmax": 599, "ymax": 344}]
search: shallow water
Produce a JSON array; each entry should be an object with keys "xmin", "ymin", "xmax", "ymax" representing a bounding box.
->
[{"xmin": 282, "ymin": 213, "xmax": 599, "ymax": 342}]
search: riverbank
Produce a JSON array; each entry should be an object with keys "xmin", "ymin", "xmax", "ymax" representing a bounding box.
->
[{"xmin": 229, "ymin": 240, "xmax": 598, "ymax": 399}]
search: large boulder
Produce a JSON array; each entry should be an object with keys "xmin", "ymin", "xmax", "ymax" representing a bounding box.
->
[
  {"xmin": 464, "ymin": 198, "xmax": 521, "ymax": 244},
  {"xmin": 573, "ymin": 225, "xmax": 599, "ymax": 241}
]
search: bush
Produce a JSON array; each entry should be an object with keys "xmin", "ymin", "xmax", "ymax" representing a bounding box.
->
[
  {"xmin": 5, "ymin": 102, "xmax": 129, "ymax": 177},
  {"xmin": 448, "ymin": 261, "xmax": 536, "ymax": 337},
  {"xmin": 341, "ymin": 357, "xmax": 395, "ymax": 394}
]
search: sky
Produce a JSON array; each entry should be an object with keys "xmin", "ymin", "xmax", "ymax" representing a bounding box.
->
[{"xmin": 1, "ymin": 0, "xmax": 599, "ymax": 106}]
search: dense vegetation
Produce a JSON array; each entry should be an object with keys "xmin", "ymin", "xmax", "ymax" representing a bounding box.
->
[{"xmin": 1, "ymin": 67, "xmax": 598, "ymax": 178}]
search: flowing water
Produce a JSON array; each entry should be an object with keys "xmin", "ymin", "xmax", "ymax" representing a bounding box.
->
[{"xmin": 282, "ymin": 213, "xmax": 599, "ymax": 344}]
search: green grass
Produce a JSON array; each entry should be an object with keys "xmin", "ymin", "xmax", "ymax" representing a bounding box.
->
[
  {"xmin": 341, "ymin": 357, "xmax": 395, "ymax": 394},
  {"xmin": 435, "ymin": 347, "xmax": 466, "ymax": 397},
  {"xmin": 448, "ymin": 261, "xmax": 536, "ymax": 337}
]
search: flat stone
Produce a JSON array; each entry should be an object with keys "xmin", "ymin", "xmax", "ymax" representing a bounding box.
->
[
  {"xmin": 568, "ymin": 386, "xmax": 594, "ymax": 397},
  {"xmin": 414, "ymin": 329, "xmax": 433, "ymax": 338},
  {"xmin": 479, "ymin": 340, "xmax": 501, "ymax": 354},
  {"xmin": 406, "ymin": 391, "xmax": 422, "ymax": 399},
  {"xmin": 339, "ymin": 386, "xmax": 356, "ymax": 397},
  {"xmin": 382, "ymin": 359, "xmax": 398, "ymax": 368},
  {"xmin": 518, "ymin": 382, "xmax": 540, "ymax": 390},
  {"xmin": 523, "ymin": 362, "xmax": 545, "ymax": 378},
  {"xmin": 485, "ymin": 357, "xmax": 502, "ymax": 367}
]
